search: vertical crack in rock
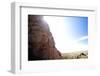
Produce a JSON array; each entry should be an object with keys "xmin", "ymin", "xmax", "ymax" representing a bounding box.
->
[{"xmin": 28, "ymin": 15, "xmax": 62, "ymax": 60}]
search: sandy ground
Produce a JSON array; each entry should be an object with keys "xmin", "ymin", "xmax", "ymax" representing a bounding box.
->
[{"xmin": 61, "ymin": 51, "xmax": 88, "ymax": 59}]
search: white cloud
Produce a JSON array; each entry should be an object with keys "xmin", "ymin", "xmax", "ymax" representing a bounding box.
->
[{"xmin": 73, "ymin": 36, "xmax": 88, "ymax": 43}]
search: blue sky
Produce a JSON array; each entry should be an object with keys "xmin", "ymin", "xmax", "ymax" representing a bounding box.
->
[
  {"xmin": 64, "ymin": 16, "xmax": 88, "ymax": 45},
  {"xmin": 43, "ymin": 16, "xmax": 88, "ymax": 52}
]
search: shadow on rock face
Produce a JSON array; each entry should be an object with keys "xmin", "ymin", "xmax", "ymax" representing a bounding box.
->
[{"xmin": 28, "ymin": 15, "xmax": 62, "ymax": 60}]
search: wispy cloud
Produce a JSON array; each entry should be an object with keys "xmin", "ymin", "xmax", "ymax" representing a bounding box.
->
[{"xmin": 73, "ymin": 36, "xmax": 88, "ymax": 43}]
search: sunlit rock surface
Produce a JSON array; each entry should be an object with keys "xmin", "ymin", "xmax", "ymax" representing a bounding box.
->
[{"xmin": 62, "ymin": 51, "xmax": 88, "ymax": 59}]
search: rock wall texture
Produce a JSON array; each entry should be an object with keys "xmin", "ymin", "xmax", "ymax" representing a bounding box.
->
[{"xmin": 28, "ymin": 15, "xmax": 62, "ymax": 60}]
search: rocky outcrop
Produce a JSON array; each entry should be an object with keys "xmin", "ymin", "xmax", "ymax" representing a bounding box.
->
[
  {"xmin": 62, "ymin": 51, "xmax": 88, "ymax": 59},
  {"xmin": 28, "ymin": 15, "xmax": 62, "ymax": 60}
]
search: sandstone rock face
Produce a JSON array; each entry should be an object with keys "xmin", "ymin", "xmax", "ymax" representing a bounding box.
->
[{"xmin": 28, "ymin": 15, "xmax": 62, "ymax": 60}]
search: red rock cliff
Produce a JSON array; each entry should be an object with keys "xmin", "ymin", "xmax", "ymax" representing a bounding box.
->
[{"xmin": 28, "ymin": 15, "xmax": 62, "ymax": 60}]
